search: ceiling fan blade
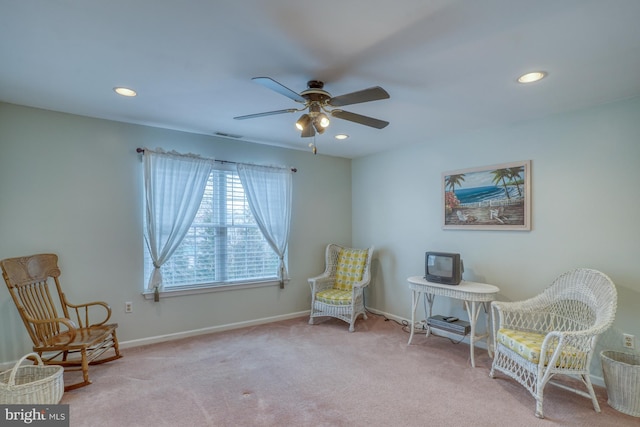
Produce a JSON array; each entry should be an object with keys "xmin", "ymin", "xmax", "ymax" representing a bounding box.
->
[
  {"xmin": 328, "ymin": 86, "xmax": 390, "ymax": 107},
  {"xmin": 234, "ymin": 109, "xmax": 297, "ymax": 120},
  {"xmin": 330, "ymin": 110, "xmax": 389, "ymax": 129},
  {"xmin": 252, "ymin": 77, "xmax": 306, "ymax": 104}
]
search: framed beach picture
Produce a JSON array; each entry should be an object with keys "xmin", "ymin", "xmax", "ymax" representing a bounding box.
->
[{"xmin": 442, "ymin": 160, "xmax": 531, "ymax": 230}]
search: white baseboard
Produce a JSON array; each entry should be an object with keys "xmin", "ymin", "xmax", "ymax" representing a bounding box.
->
[{"xmin": 119, "ymin": 310, "xmax": 310, "ymax": 349}]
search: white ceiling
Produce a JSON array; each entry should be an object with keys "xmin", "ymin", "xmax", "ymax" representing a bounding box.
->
[{"xmin": 2, "ymin": 0, "xmax": 640, "ymax": 158}]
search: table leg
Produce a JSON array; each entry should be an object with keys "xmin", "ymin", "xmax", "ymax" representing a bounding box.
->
[
  {"xmin": 423, "ymin": 293, "xmax": 435, "ymax": 338},
  {"xmin": 484, "ymin": 302, "xmax": 493, "ymax": 358},
  {"xmin": 464, "ymin": 300, "xmax": 479, "ymax": 368},
  {"xmin": 408, "ymin": 290, "xmax": 419, "ymax": 345}
]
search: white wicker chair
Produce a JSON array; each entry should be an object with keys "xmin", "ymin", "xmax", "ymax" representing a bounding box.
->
[
  {"xmin": 308, "ymin": 244, "xmax": 374, "ymax": 332},
  {"xmin": 489, "ymin": 268, "xmax": 617, "ymax": 418}
]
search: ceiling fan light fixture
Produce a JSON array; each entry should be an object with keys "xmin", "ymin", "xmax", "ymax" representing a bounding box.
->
[
  {"xmin": 313, "ymin": 121, "xmax": 326, "ymax": 134},
  {"xmin": 517, "ymin": 71, "xmax": 546, "ymax": 84},
  {"xmin": 317, "ymin": 113, "xmax": 330, "ymax": 128},
  {"xmin": 295, "ymin": 114, "xmax": 311, "ymax": 131}
]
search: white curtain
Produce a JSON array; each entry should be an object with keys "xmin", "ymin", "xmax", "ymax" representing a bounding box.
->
[
  {"xmin": 143, "ymin": 148, "xmax": 213, "ymax": 292},
  {"xmin": 237, "ymin": 164, "xmax": 293, "ymax": 288}
]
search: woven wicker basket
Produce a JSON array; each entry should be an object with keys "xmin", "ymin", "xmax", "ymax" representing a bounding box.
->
[
  {"xmin": 0, "ymin": 353, "xmax": 64, "ymax": 404},
  {"xmin": 601, "ymin": 350, "xmax": 640, "ymax": 417}
]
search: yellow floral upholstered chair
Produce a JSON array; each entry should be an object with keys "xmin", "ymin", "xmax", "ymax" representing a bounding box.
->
[
  {"xmin": 489, "ymin": 268, "xmax": 617, "ymax": 419},
  {"xmin": 308, "ymin": 244, "xmax": 374, "ymax": 332}
]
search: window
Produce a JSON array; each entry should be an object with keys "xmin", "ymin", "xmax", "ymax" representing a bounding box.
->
[{"xmin": 144, "ymin": 165, "xmax": 281, "ymax": 291}]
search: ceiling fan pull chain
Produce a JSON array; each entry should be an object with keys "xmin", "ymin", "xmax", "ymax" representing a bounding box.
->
[{"xmin": 309, "ymin": 135, "xmax": 317, "ymax": 155}]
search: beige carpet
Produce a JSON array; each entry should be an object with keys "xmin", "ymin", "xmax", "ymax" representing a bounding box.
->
[{"xmin": 61, "ymin": 314, "xmax": 637, "ymax": 426}]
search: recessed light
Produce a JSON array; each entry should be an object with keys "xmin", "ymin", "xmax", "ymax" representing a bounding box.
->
[
  {"xmin": 114, "ymin": 87, "xmax": 137, "ymax": 97},
  {"xmin": 335, "ymin": 134, "xmax": 349, "ymax": 140},
  {"xmin": 517, "ymin": 72, "xmax": 546, "ymax": 84}
]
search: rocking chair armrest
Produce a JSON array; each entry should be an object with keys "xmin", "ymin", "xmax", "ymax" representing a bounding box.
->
[
  {"xmin": 29, "ymin": 316, "xmax": 78, "ymax": 329},
  {"xmin": 65, "ymin": 300, "xmax": 113, "ymax": 327}
]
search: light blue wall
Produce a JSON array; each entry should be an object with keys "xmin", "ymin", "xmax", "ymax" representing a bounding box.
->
[
  {"xmin": 0, "ymin": 103, "xmax": 352, "ymax": 363},
  {"xmin": 352, "ymin": 96, "xmax": 640, "ymax": 375}
]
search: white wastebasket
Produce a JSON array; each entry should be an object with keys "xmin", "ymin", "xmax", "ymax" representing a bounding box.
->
[{"xmin": 600, "ymin": 350, "xmax": 640, "ymax": 417}]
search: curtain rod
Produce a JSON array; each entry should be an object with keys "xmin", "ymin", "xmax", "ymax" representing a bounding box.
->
[{"xmin": 136, "ymin": 148, "xmax": 297, "ymax": 172}]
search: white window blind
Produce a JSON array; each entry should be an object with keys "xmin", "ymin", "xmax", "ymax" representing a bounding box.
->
[{"xmin": 144, "ymin": 166, "xmax": 280, "ymax": 288}]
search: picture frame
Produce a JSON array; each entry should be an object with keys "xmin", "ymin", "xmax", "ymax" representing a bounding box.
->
[{"xmin": 442, "ymin": 160, "xmax": 531, "ymax": 230}]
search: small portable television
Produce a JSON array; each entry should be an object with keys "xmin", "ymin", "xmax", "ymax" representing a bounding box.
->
[{"xmin": 424, "ymin": 251, "xmax": 464, "ymax": 285}]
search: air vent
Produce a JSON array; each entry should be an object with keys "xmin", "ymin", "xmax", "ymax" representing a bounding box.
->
[{"xmin": 214, "ymin": 131, "xmax": 243, "ymax": 139}]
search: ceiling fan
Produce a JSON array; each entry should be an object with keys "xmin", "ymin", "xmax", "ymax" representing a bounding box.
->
[{"xmin": 234, "ymin": 77, "xmax": 390, "ymax": 137}]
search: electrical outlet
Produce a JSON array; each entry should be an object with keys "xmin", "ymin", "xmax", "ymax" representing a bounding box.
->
[
  {"xmin": 623, "ymin": 333, "xmax": 635, "ymax": 349},
  {"xmin": 125, "ymin": 301, "xmax": 133, "ymax": 313}
]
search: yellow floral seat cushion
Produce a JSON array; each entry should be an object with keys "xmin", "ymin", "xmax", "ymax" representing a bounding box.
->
[
  {"xmin": 315, "ymin": 288, "xmax": 352, "ymax": 305},
  {"xmin": 497, "ymin": 328, "xmax": 586, "ymax": 368}
]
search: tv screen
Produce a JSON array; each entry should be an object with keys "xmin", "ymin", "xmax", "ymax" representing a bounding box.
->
[{"xmin": 425, "ymin": 252, "xmax": 463, "ymax": 285}]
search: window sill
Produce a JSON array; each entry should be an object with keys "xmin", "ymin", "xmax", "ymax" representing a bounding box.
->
[{"xmin": 142, "ymin": 278, "xmax": 288, "ymax": 300}]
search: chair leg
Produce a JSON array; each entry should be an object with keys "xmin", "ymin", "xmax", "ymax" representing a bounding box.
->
[
  {"xmin": 535, "ymin": 401, "xmax": 544, "ymax": 419},
  {"xmin": 349, "ymin": 311, "xmax": 358, "ymax": 332},
  {"xmin": 534, "ymin": 382, "xmax": 545, "ymax": 418},
  {"xmin": 64, "ymin": 349, "xmax": 93, "ymax": 391},
  {"xmin": 534, "ymin": 380, "xmax": 545, "ymax": 418},
  {"xmin": 81, "ymin": 349, "xmax": 90, "ymax": 384},
  {"xmin": 583, "ymin": 374, "xmax": 601, "ymax": 413},
  {"xmin": 112, "ymin": 329, "xmax": 121, "ymax": 358},
  {"xmin": 309, "ymin": 296, "xmax": 316, "ymax": 325},
  {"xmin": 488, "ymin": 347, "xmax": 500, "ymax": 378},
  {"xmin": 349, "ymin": 311, "xmax": 366, "ymax": 332}
]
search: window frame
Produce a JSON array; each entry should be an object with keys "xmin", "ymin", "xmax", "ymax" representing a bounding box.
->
[
  {"xmin": 141, "ymin": 277, "xmax": 286, "ymax": 299},
  {"xmin": 142, "ymin": 163, "xmax": 288, "ymax": 298}
]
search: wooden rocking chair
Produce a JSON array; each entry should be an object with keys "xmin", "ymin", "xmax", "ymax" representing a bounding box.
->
[{"xmin": 1, "ymin": 253, "xmax": 122, "ymax": 390}]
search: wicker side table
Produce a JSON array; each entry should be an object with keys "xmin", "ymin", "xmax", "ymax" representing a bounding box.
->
[{"xmin": 407, "ymin": 276, "xmax": 500, "ymax": 368}]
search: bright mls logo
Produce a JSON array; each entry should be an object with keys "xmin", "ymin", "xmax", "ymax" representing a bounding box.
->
[{"xmin": 1, "ymin": 405, "xmax": 69, "ymax": 426}]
